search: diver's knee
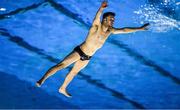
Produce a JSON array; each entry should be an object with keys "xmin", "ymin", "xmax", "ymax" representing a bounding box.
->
[{"xmin": 56, "ymin": 62, "xmax": 67, "ymax": 69}]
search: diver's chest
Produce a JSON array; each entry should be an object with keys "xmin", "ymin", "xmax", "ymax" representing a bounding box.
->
[
  {"xmin": 96, "ymin": 35, "xmax": 108, "ymax": 42},
  {"xmin": 96, "ymin": 31, "xmax": 110, "ymax": 41}
]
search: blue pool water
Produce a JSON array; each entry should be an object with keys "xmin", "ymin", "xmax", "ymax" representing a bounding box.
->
[{"xmin": 0, "ymin": 0, "xmax": 180, "ymax": 109}]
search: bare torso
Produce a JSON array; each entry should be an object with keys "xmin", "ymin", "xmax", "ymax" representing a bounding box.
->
[
  {"xmin": 80, "ymin": 23, "xmax": 112, "ymax": 56},
  {"xmin": 36, "ymin": 1, "xmax": 149, "ymax": 98}
]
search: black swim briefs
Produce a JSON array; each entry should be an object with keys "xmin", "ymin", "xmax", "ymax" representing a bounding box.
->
[{"xmin": 74, "ymin": 46, "xmax": 91, "ymax": 61}]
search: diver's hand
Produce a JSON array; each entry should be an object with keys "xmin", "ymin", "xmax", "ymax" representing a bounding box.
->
[
  {"xmin": 101, "ymin": 1, "xmax": 108, "ymax": 8},
  {"xmin": 140, "ymin": 23, "xmax": 150, "ymax": 30}
]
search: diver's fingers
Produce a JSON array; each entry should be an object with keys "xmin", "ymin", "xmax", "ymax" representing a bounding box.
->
[{"xmin": 101, "ymin": 1, "xmax": 108, "ymax": 8}]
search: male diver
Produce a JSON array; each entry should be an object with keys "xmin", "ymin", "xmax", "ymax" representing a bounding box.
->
[{"xmin": 36, "ymin": 1, "xmax": 149, "ymax": 97}]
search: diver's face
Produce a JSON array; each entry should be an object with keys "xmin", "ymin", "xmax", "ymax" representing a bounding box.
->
[{"xmin": 104, "ymin": 15, "xmax": 115, "ymax": 27}]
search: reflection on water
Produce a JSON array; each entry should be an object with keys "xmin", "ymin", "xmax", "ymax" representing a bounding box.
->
[
  {"xmin": 148, "ymin": 0, "xmax": 180, "ymax": 20},
  {"xmin": 134, "ymin": 0, "xmax": 180, "ymax": 32}
]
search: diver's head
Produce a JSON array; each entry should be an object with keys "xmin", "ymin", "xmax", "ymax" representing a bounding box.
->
[{"xmin": 102, "ymin": 12, "xmax": 115, "ymax": 27}]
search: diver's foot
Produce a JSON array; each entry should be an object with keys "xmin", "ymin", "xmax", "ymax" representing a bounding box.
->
[
  {"xmin": 59, "ymin": 88, "xmax": 72, "ymax": 98},
  {"xmin": 36, "ymin": 81, "xmax": 42, "ymax": 87}
]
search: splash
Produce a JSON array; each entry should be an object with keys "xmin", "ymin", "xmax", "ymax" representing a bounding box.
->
[
  {"xmin": 0, "ymin": 8, "xmax": 6, "ymax": 11},
  {"xmin": 134, "ymin": 4, "xmax": 180, "ymax": 32}
]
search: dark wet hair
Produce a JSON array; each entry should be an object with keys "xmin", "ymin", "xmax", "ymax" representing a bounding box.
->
[{"xmin": 102, "ymin": 12, "xmax": 115, "ymax": 19}]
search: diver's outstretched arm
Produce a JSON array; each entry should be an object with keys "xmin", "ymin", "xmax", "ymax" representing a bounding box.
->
[
  {"xmin": 111, "ymin": 23, "xmax": 150, "ymax": 34},
  {"xmin": 92, "ymin": 1, "xmax": 108, "ymax": 26}
]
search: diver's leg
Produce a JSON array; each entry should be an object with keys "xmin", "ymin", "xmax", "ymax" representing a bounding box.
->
[
  {"xmin": 59, "ymin": 60, "xmax": 89, "ymax": 97},
  {"xmin": 36, "ymin": 51, "xmax": 80, "ymax": 87}
]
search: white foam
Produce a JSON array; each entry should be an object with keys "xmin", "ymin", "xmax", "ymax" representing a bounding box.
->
[
  {"xmin": 0, "ymin": 8, "xmax": 6, "ymax": 11},
  {"xmin": 176, "ymin": 2, "xmax": 180, "ymax": 5},
  {"xmin": 133, "ymin": 4, "xmax": 180, "ymax": 32}
]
